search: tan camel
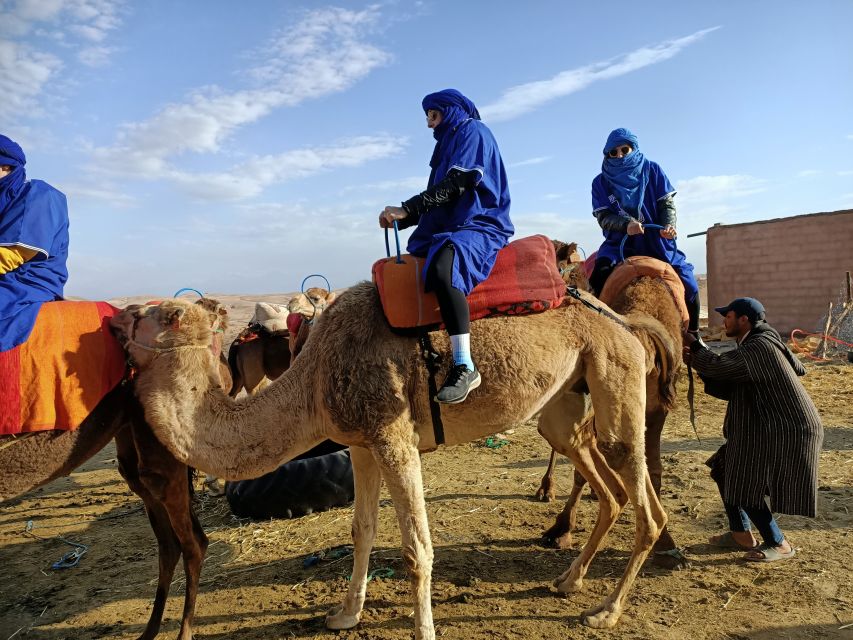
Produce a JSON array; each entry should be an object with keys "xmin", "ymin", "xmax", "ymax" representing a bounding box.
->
[
  {"xmin": 227, "ymin": 288, "xmax": 336, "ymax": 397},
  {"xmin": 536, "ymin": 248, "xmax": 686, "ymax": 567},
  {"xmin": 111, "ymin": 280, "xmax": 673, "ymax": 636},
  {"xmin": 0, "ymin": 298, "xmax": 227, "ymax": 640}
]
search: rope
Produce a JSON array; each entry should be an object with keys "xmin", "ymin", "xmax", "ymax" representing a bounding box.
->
[
  {"xmin": 125, "ymin": 338, "xmax": 211, "ymax": 354},
  {"xmin": 23, "ymin": 520, "xmax": 89, "ymax": 570},
  {"xmin": 618, "ymin": 223, "xmax": 673, "ymax": 263},
  {"xmin": 383, "ymin": 220, "xmax": 403, "ymax": 263},
  {"xmin": 789, "ymin": 329, "xmax": 853, "ymax": 361},
  {"xmin": 173, "ymin": 287, "xmax": 205, "ymax": 298}
]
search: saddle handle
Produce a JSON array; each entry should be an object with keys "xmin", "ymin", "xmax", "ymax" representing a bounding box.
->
[
  {"xmin": 618, "ymin": 223, "xmax": 672, "ymax": 263},
  {"xmin": 384, "ymin": 219, "xmax": 404, "ymax": 264},
  {"xmin": 301, "ymin": 274, "xmax": 332, "ymax": 293}
]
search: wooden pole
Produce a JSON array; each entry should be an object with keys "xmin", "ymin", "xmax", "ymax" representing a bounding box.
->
[
  {"xmin": 819, "ymin": 301, "xmax": 833, "ymax": 359},
  {"xmin": 846, "ymin": 271, "xmax": 852, "ymax": 305}
]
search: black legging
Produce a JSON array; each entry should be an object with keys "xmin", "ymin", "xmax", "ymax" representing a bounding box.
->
[
  {"xmin": 425, "ymin": 243, "xmax": 470, "ymax": 336},
  {"xmin": 590, "ymin": 256, "xmax": 700, "ymax": 332}
]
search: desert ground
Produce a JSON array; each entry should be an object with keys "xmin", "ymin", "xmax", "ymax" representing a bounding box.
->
[{"xmin": 1, "ymin": 289, "xmax": 851, "ymax": 640}]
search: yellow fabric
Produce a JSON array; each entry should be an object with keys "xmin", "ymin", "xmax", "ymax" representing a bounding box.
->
[{"xmin": 0, "ymin": 245, "xmax": 38, "ymax": 275}]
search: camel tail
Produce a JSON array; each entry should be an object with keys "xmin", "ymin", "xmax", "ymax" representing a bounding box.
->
[
  {"xmin": 227, "ymin": 339, "xmax": 243, "ymax": 397},
  {"xmin": 624, "ymin": 314, "xmax": 679, "ymax": 411}
]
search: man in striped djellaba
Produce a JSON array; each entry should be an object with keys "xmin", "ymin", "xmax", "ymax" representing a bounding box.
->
[{"xmin": 683, "ymin": 297, "xmax": 823, "ymax": 562}]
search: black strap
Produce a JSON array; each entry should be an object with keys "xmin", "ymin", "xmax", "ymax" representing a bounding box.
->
[
  {"xmin": 418, "ymin": 332, "xmax": 446, "ymax": 446},
  {"xmin": 565, "ymin": 286, "xmax": 629, "ymax": 329}
]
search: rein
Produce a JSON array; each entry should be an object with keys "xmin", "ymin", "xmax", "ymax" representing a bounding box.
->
[{"xmin": 565, "ymin": 286, "xmax": 630, "ymax": 330}]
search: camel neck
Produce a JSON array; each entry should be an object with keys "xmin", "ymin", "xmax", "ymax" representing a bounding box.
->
[{"xmin": 134, "ymin": 347, "xmax": 322, "ymax": 480}]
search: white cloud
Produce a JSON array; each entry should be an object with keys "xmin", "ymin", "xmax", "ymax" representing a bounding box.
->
[
  {"xmin": 90, "ymin": 5, "xmax": 393, "ymax": 193},
  {"xmin": 481, "ymin": 27, "xmax": 720, "ymax": 122},
  {"xmin": 797, "ymin": 169, "xmax": 820, "ymax": 178},
  {"xmin": 847, "ymin": 134, "xmax": 853, "ymax": 141},
  {"xmin": 508, "ymin": 155, "xmax": 552, "ymax": 168},
  {"xmin": 674, "ymin": 174, "xmax": 767, "ymax": 228},
  {"xmin": 0, "ymin": 0, "xmax": 124, "ymax": 126},
  {"xmin": 541, "ymin": 193, "xmax": 564, "ymax": 201},
  {"xmin": 838, "ymin": 170, "xmax": 853, "ymax": 176},
  {"xmin": 343, "ymin": 176, "xmax": 426, "ymax": 194}
]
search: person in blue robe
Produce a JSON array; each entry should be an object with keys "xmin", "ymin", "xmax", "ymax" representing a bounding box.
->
[
  {"xmin": 589, "ymin": 127, "xmax": 700, "ymax": 332},
  {"xmin": 0, "ymin": 134, "xmax": 70, "ymax": 351},
  {"xmin": 379, "ymin": 89, "xmax": 513, "ymax": 403}
]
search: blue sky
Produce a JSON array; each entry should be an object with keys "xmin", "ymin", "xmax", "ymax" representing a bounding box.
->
[{"xmin": 3, "ymin": 0, "xmax": 852, "ymax": 299}]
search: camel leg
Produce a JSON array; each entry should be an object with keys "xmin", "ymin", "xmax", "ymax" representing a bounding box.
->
[
  {"xmin": 326, "ymin": 446, "xmax": 381, "ymax": 630},
  {"xmin": 373, "ymin": 438, "xmax": 435, "ymax": 640},
  {"xmin": 130, "ymin": 410, "xmax": 208, "ymax": 640},
  {"xmin": 534, "ymin": 449, "xmax": 559, "ymax": 502},
  {"xmin": 115, "ymin": 427, "xmax": 182, "ymax": 640},
  {"xmin": 580, "ymin": 454, "xmax": 665, "ymax": 629},
  {"xmin": 644, "ymin": 408, "xmax": 688, "ymax": 569},
  {"xmin": 542, "ymin": 468, "xmax": 587, "ymax": 549}
]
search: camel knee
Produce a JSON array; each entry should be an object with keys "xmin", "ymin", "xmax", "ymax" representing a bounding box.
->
[
  {"xmin": 401, "ymin": 545, "xmax": 433, "ymax": 582},
  {"xmin": 597, "ymin": 441, "xmax": 630, "ymax": 470}
]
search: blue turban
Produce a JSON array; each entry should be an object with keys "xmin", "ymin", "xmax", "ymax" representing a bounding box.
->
[
  {"xmin": 0, "ymin": 134, "xmax": 27, "ymax": 215},
  {"xmin": 600, "ymin": 127, "xmax": 649, "ymax": 216},
  {"xmin": 422, "ymin": 89, "xmax": 481, "ymax": 169}
]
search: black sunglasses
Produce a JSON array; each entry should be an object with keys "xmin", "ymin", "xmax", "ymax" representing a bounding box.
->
[{"xmin": 607, "ymin": 145, "xmax": 632, "ymax": 158}]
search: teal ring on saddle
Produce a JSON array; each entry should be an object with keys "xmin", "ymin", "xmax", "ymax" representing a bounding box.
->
[
  {"xmin": 301, "ymin": 274, "xmax": 331, "ymax": 294},
  {"xmin": 384, "ymin": 219, "xmax": 403, "ymax": 264},
  {"xmin": 173, "ymin": 287, "xmax": 205, "ymax": 298},
  {"xmin": 618, "ymin": 223, "xmax": 672, "ymax": 263}
]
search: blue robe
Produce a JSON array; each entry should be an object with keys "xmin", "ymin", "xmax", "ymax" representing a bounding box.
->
[
  {"xmin": 592, "ymin": 161, "xmax": 698, "ymax": 300},
  {"xmin": 407, "ymin": 118, "xmax": 513, "ymax": 296},
  {"xmin": 0, "ymin": 180, "xmax": 70, "ymax": 351}
]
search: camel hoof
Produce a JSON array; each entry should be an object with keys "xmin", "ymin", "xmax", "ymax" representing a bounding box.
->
[
  {"xmin": 554, "ymin": 574, "xmax": 582, "ymax": 594},
  {"xmin": 542, "ymin": 531, "xmax": 573, "ymax": 549},
  {"xmin": 581, "ymin": 602, "xmax": 621, "ymax": 629},
  {"xmin": 203, "ymin": 476, "xmax": 225, "ymax": 497},
  {"xmin": 325, "ymin": 605, "xmax": 361, "ymax": 630},
  {"xmin": 652, "ymin": 548, "xmax": 691, "ymax": 570},
  {"xmin": 534, "ymin": 487, "xmax": 555, "ymax": 503}
]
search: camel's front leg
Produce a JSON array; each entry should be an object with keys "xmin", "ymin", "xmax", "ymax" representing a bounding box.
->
[
  {"xmin": 326, "ymin": 446, "xmax": 381, "ymax": 631},
  {"xmin": 375, "ymin": 439, "xmax": 435, "ymax": 640}
]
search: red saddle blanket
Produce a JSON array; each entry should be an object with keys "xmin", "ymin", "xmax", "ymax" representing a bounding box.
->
[
  {"xmin": 599, "ymin": 256, "xmax": 689, "ymax": 329},
  {"xmin": 372, "ymin": 234, "xmax": 565, "ymax": 330},
  {"xmin": 0, "ymin": 301, "xmax": 126, "ymax": 435}
]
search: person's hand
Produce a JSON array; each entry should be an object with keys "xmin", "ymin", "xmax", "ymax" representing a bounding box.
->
[
  {"xmin": 379, "ymin": 206, "xmax": 408, "ymax": 229},
  {"xmin": 682, "ymin": 345, "xmax": 692, "ymax": 366},
  {"xmin": 626, "ymin": 220, "xmax": 645, "ymax": 236},
  {"xmin": 660, "ymin": 224, "xmax": 677, "ymax": 239},
  {"xmin": 682, "ymin": 329, "xmax": 698, "ymax": 346}
]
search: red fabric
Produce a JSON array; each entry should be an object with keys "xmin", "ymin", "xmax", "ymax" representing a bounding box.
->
[
  {"xmin": 0, "ymin": 301, "xmax": 126, "ymax": 435},
  {"xmin": 583, "ymin": 251, "xmax": 598, "ymax": 279},
  {"xmin": 287, "ymin": 313, "xmax": 303, "ymax": 339},
  {"xmin": 373, "ymin": 234, "xmax": 565, "ymax": 330}
]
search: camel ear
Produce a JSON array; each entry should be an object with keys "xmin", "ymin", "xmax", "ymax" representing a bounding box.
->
[
  {"xmin": 553, "ymin": 240, "xmax": 570, "ymax": 262},
  {"xmin": 164, "ymin": 307, "xmax": 186, "ymax": 329},
  {"xmin": 325, "ymin": 291, "xmax": 337, "ymax": 305}
]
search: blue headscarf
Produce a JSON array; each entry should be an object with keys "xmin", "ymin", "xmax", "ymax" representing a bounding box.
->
[
  {"xmin": 422, "ymin": 89, "xmax": 481, "ymax": 169},
  {"xmin": 600, "ymin": 128, "xmax": 650, "ymax": 216},
  {"xmin": 0, "ymin": 135, "xmax": 27, "ymax": 215}
]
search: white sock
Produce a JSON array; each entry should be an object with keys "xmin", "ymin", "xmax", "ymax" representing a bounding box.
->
[{"xmin": 450, "ymin": 333, "xmax": 474, "ymax": 369}]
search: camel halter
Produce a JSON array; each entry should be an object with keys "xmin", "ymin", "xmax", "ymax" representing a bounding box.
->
[{"xmin": 125, "ymin": 313, "xmax": 213, "ymax": 354}]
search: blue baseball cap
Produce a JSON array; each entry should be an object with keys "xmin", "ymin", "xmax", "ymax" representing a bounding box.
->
[{"xmin": 714, "ymin": 297, "xmax": 766, "ymax": 324}]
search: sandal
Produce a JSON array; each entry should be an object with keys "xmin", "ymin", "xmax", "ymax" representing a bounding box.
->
[
  {"xmin": 708, "ymin": 531, "xmax": 757, "ymax": 550},
  {"xmin": 744, "ymin": 543, "xmax": 796, "ymax": 562}
]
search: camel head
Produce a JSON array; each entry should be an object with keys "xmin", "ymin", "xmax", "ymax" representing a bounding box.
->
[
  {"xmin": 287, "ymin": 287, "xmax": 336, "ymax": 320},
  {"xmin": 553, "ymin": 240, "xmax": 590, "ymax": 291},
  {"xmin": 110, "ymin": 299, "xmax": 219, "ymax": 368}
]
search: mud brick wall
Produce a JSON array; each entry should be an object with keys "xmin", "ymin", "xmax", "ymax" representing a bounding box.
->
[{"xmin": 706, "ymin": 209, "xmax": 853, "ymax": 334}]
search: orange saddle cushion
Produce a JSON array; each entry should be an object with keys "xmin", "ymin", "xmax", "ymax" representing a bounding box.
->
[
  {"xmin": 598, "ymin": 256, "xmax": 689, "ymax": 329},
  {"xmin": 372, "ymin": 234, "xmax": 565, "ymax": 331},
  {"xmin": 0, "ymin": 301, "xmax": 126, "ymax": 435}
]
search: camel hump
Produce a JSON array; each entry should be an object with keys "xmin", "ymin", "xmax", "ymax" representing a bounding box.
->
[{"xmin": 600, "ymin": 257, "xmax": 689, "ymax": 328}]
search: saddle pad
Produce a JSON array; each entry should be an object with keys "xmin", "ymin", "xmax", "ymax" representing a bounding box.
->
[
  {"xmin": 0, "ymin": 301, "xmax": 126, "ymax": 435},
  {"xmin": 599, "ymin": 256, "xmax": 689, "ymax": 328},
  {"xmin": 372, "ymin": 234, "xmax": 565, "ymax": 330}
]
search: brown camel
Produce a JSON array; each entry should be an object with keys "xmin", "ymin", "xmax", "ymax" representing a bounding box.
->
[
  {"xmin": 536, "ymin": 248, "xmax": 686, "ymax": 567},
  {"xmin": 111, "ymin": 279, "xmax": 675, "ymax": 635},
  {"xmin": 227, "ymin": 288, "xmax": 335, "ymax": 397},
  {"xmin": 0, "ymin": 298, "xmax": 226, "ymax": 640}
]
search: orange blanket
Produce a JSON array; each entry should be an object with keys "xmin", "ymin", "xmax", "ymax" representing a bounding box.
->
[
  {"xmin": 0, "ymin": 301, "xmax": 126, "ymax": 435},
  {"xmin": 598, "ymin": 256, "xmax": 689, "ymax": 329},
  {"xmin": 373, "ymin": 234, "xmax": 565, "ymax": 331}
]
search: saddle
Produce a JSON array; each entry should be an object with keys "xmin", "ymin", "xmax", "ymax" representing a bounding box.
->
[
  {"xmin": 0, "ymin": 301, "xmax": 126, "ymax": 435},
  {"xmin": 372, "ymin": 234, "xmax": 566, "ymax": 332},
  {"xmin": 598, "ymin": 256, "xmax": 689, "ymax": 329}
]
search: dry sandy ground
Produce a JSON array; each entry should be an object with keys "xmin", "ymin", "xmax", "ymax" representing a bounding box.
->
[{"xmin": 0, "ymin": 292, "xmax": 851, "ymax": 640}]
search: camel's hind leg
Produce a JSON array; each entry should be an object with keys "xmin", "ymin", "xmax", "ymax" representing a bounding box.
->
[
  {"xmin": 534, "ymin": 449, "xmax": 559, "ymax": 502},
  {"xmin": 326, "ymin": 446, "xmax": 381, "ymax": 631}
]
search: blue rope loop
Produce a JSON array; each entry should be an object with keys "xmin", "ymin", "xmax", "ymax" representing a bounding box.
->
[
  {"xmin": 383, "ymin": 219, "xmax": 403, "ymax": 264},
  {"xmin": 618, "ymin": 223, "xmax": 671, "ymax": 263},
  {"xmin": 173, "ymin": 287, "xmax": 205, "ymax": 298},
  {"xmin": 301, "ymin": 274, "xmax": 331, "ymax": 293}
]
